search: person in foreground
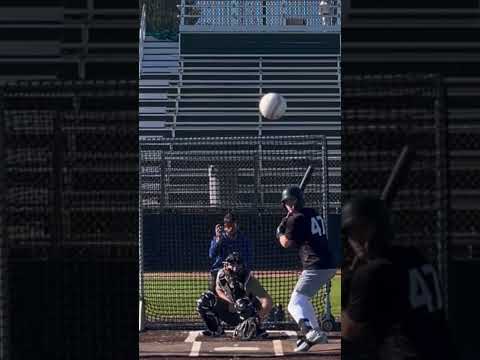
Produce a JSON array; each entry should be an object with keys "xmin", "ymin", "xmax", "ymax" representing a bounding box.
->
[
  {"xmin": 208, "ymin": 212, "xmax": 253, "ymax": 291},
  {"xmin": 197, "ymin": 252, "xmax": 273, "ymax": 340},
  {"xmin": 276, "ymin": 185, "xmax": 337, "ymax": 352},
  {"xmin": 341, "ymin": 195, "xmax": 455, "ymax": 360}
]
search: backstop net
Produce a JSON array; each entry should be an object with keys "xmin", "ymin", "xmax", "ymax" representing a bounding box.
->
[{"xmin": 139, "ymin": 135, "xmax": 334, "ymax": 328}]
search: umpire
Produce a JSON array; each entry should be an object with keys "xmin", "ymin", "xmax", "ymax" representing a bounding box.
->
[{"xmin": 208, "ymin": 212, "xmax": 253, "ymax": 291}]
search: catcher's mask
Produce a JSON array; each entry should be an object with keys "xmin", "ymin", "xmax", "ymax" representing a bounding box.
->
[{"xmin": 223, "ymin": 252, "xmax": 247, "ymax": 282}]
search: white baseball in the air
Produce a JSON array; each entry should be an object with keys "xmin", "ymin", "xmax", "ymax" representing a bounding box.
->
[{"xmin": 259, "ymin": 92, "xmax": 287, "ymax": 120}]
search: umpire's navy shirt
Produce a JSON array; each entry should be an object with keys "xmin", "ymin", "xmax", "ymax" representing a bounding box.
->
[{"xmin": 208, "ymin": 231, "xmax": 253, "ymax": 271}]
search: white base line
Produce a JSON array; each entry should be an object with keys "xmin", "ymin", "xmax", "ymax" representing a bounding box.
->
[
  {"xmin": 223, "ymin": 330, "xmax": 297, "ymax": 337},
  {"xmin": 272, "ymin": 340, "xmax": 284, "ymax": 356},
  {"xmin": 185, "ymin": 330, "xmax": 201, "ymax": 343},
  {"xmin": 189, "ymin": 341, "xmax": 201, "ymax": 357},
  {"xmin": 214, "ymin": 346, "xmax": 259, "ymax": 351}
]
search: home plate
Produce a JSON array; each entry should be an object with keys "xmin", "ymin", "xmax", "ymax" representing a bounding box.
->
[
  {"xmin": 214, "ymin": 347, "xmax": 259, "ymax": 351},
  {"xmin": 201, "ymin": 340, "xmax": 274, "ymax": 357}
]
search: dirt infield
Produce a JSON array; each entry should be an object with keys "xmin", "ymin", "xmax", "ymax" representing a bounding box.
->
[{"xmin": 140, "ymin": 329, "xmax": 340, "ymax": 359}]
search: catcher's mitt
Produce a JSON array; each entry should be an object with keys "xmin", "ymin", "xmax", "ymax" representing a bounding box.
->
[
  {"xmin": 233, "ymin": 317, "xmax": 258, "ymax": 341},
  {"xmin": 234, "ymin": 297, "xmax": 257, "ymax": 320}
]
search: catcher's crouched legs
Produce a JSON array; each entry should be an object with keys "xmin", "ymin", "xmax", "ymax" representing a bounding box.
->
[
  {"xmin": 252, "ymin": 296, "xmax": 270, "ymax": 338},
  {"xmin": 196, "ymin": 291, "xmax": 224, "ymax": 336}
]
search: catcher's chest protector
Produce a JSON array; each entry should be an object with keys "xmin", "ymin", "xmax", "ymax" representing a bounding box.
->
[{"xmin": 218, "ymin": 271, "xmax": 250, "ymax": 302}]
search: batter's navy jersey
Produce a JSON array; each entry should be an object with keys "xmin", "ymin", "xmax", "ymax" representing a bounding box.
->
[
  {"xmin": 347, "ymin": 246, "xmax": 454, "ymax": 360},
  {"xmin": 284, "ymin": 207, "xmax": 334, "ymax": 270}
]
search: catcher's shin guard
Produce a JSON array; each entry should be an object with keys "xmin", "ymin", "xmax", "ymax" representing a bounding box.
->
[{"xmin": 197, "ymin": 291, "xmax": 221, "ymax": 333}]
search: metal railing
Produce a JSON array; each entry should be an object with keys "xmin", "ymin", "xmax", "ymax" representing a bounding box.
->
[{"xmin": 179, "ymin": 0, "xmax": 341, "ymax": 32}]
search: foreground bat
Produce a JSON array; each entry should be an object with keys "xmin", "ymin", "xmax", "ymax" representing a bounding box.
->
[
  {"xmin": 346, "ymin": 144, "xmax": 416, "ymax": 270},
  {"xmin": 299, "ymin": 165, "xmax": 314, "ymax": 191}
]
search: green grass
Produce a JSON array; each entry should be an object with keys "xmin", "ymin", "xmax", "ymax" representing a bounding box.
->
[{"xmin": 144, "ymin": 274, "xmax": 340, "ymax": 320}]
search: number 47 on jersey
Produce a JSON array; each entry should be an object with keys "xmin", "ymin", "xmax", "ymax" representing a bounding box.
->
[
  {"xmin": 311, "ymin": 216, "xmax": 326, "ymax": 237},
  {"xmin": 409, "ymin": 264, "xmax": 443, "ymax": 313}
]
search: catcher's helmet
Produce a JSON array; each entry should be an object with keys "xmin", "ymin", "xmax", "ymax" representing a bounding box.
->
[
  {"xmin": 223, "ymin": 252, "xmax": 247, "ymax": 281},
  {"xmin": 281, "ymin": 185, "xmax": 305, "ymax": 209},
  {"xmin": 224, "ymin": 252, "xmax": 242, "ymax": 267},
  {"xmin": 341, "ymin": 195, "xmax": 393, "ymax": 258}
]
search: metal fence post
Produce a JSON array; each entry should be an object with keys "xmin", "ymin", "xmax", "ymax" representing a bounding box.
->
[
  {"xmin": 434, "ymin": 75, "xmax": 449, "ymax": 319},
  {"xmin": 53, "ymin": 109, "xmax": 64, "ymax": 251}
]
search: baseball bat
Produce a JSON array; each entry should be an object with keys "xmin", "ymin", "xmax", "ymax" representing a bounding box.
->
[
  {"xmin": 299, "ymin": 165, "xmax": 314, "ymax": 191},
  {"xmin": 381, "ymin": 145, "xmax": 416, "ymax": 207},
  {"xmin": 347, "ymin": 144, "xmax": 416, "ymax": 270}
]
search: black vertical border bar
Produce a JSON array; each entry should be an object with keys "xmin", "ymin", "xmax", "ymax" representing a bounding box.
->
[
  {"xmin": 434, "ymin": 75, "xmax": 449, "ymax": 319},
  {"xmin": 0, "ymin": 84, "xmax": 9, "ymax": 360}
]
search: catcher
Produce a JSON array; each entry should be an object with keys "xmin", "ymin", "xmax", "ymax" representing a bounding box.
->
[{"xmin": 196, "ymin": 252, "xmax": 272, "ymax": 340}]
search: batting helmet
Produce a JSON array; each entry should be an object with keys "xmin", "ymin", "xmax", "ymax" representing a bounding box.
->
[
  {"xmin": 281, "ymin": 185, "xmax": 305, "ymax": 209},
  {"xmin": 341, "ymin": 195, "xmax": 393, "ymax": 258}
]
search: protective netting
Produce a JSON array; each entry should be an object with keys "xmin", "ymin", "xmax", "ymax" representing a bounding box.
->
[
  {"xmin": 342, "ymin": 74, "xmax": 449, "ymax": 311},
  {"xmin": 140, "ymin": 135, "xmax": 337, "ymax": 328}
]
